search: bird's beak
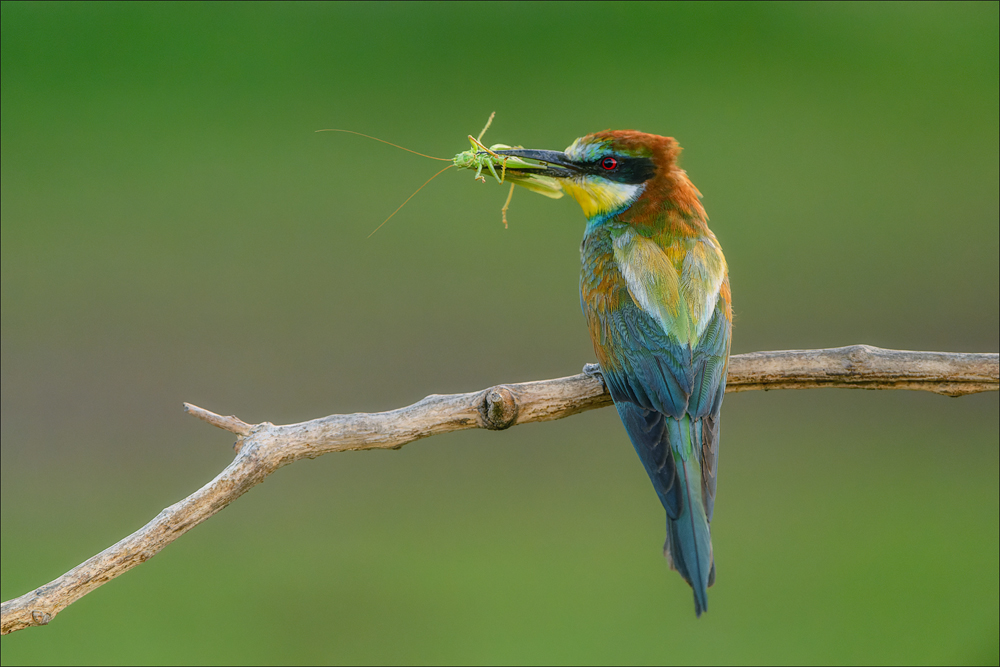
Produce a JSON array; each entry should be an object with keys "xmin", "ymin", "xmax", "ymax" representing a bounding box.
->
[
  {"xmin": 497, "ymin": 146, "xmax": 647, "ymax": 219},
  {"xmin": 493, "ymin": 148, "xmax": 580, "ymax": 179},
  {"xmin": 484, "ymin": 148, "xmax": 579, "ymax": 199}
]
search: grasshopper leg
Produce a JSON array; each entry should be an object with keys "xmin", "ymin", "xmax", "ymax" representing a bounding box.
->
[
  {"xmin": 500, "ymin": 182, "xmax": 515, "ymax": 228},
  {"xmin": 476, "ymin": 112, "xmax": 495, "ymax": 143},
  {"xmin": 486, "ymin": 159, "xmax": 502, "ymax": 184},
  {"xmin": 469, "ymin": 136, "xmax": 502, "ymax": 159}
]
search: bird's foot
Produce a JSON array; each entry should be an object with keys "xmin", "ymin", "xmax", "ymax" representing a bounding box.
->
[{"xmin": 582, "ymin": 363, "xmax": 606, "ymax": 390}]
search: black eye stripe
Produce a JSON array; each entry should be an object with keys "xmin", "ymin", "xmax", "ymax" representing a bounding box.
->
[{"xmin": 583, "ymin": 156, "xmax": 656, "ymax": 185}]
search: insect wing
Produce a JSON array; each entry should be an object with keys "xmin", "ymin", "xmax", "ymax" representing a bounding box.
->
[{"xmin": 511, "ymin": 174, "xmax": 564, "ymax": 199}]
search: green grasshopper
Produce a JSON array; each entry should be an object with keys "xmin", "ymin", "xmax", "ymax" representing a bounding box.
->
[
  {"xmin": 452, "ymin": 113, "xmax": 564, "ymax": 227},
  {"xmin": 452, "ymin": 112, "xmax": 512, "ymax": 184}
]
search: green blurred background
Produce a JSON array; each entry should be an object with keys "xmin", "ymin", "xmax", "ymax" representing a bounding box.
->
[{"xmin": 2, "ymin": 2, "xmax": 997, "ymax": 664}]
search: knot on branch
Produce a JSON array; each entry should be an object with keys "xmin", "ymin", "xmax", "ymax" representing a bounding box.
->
[
  {"xmin": 845, "ymin": 344, "xmax": 879, "ymax": 365},
  {"xmin": 30, "ymin": 610, "xmax": 51, "ymax": 626},
  {"xmin": 480, "ymin": 385, "xmax": 518, "ymax": 430}
]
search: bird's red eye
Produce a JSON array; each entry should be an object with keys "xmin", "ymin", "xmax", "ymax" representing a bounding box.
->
[{"xmin": 601, "ymin": 157, "xmax": 618, "ymax": 170}]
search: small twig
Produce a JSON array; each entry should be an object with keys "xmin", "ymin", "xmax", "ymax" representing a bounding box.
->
[
  {"xmin": 2, "ymin": 345, "xmax": 996, "ymax": 635},
  {"xmin": 183, "ymin": 403, "xmax": 252, "ymax": 436}
]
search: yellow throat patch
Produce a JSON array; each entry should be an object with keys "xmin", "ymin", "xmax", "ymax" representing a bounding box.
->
[{"xmin": 561, "ymin": 176, "xmax": 644, "ymax": 219}]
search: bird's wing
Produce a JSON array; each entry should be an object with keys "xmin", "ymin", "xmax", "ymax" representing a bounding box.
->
[
  {"xmin": 593, "ymin": 232, "xmax": 730, "ymax": 412},
  {"xmin": 586, "ymin": 236, "xmax": 731, "ymax": 521},
  {"xmin": 596, "ymin": 291, "xmax": 729, "ymax": 515},
  {"xmin": 594, "ymin": 294, "xmax": 693, "ymax": 417},
  {"xmin": 615, "ymin": 401, "xmax": 681, "ymax": 519},
  {"xmin": 688, "ymin": 293, "xmax": 730, "ymax": 520}
]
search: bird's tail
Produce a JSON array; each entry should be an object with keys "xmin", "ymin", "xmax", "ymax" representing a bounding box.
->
[{"xmin": 664, "ymin": 416, "xmax": 714, "ymax": 617}]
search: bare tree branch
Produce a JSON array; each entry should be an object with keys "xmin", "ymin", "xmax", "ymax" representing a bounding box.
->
[
  {"xmin": 2, "ymin": 345, "xmax": 996, "ymax": 635},
  {"xmin": 724, "ymin": 345, "xmax": 997, "ymax": 396}
]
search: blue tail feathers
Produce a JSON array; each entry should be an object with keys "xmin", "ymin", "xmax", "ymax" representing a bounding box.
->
[
  {"xmin": 665, "ymin": 417, "xmax": 713, "ymax": 616},
  {"xmin": 616, "ymin": 403, "xmax": 715, "ymax": 616}
]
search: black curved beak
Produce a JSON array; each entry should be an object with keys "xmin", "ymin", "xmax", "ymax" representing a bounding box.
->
[{"xmin": 493, "ymin": 148, "xmax": 580, "ymax": 178}]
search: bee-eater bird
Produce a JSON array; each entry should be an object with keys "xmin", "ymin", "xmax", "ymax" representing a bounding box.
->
[{"xmin": 497, "ymin": 132, "xmax": 731, "ymax": 616}]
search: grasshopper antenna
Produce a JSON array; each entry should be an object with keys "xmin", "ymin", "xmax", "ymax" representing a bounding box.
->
[
  {"xmin": 367, "ymin": 164, "xmax": 455, "ymax": 238},
  {"xmin": 316, "ymin": 129, "xmax": 451, "ymax": 161}
]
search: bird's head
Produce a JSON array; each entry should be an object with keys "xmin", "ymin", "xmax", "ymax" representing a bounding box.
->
[{"xmin": 498, "ymin": 130, "xmax": 705, "ymax": 227}]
